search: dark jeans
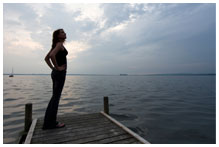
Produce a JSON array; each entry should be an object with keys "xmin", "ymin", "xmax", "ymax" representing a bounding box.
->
[{"xmin": 43, "ymin": 69, "xmax": 66, "ymax": 129}]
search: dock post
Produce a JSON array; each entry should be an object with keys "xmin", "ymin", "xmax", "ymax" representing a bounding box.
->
[
  {"xmin": 25, "ymin": 103, "xmax": 32, "ymax": 132},
  {"xmin": 104, "ymin": 96, "xmax": 109, "ymax": 114}
]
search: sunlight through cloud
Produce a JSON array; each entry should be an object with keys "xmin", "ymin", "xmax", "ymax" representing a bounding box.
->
[{"xmin": 65, "ymin": 40, "xmax": 91, "ymax": 60}]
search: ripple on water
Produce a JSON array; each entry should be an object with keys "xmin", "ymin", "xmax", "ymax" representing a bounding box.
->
[
  {"xmin": 110, "ymin": 113, "xmax": 138, "ymax": 121},
  {"xmin": 4, "ymin": 98, "xmax": 17, "ymax": 102}
]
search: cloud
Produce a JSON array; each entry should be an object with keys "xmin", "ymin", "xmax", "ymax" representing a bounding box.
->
[
  {"xmin": 3, "ymin": 3, "xmax": 216, "ymax": 74},
  {"xmin": 4, "ymin": 29, "xmax": 44, "ymax": 57},
  {"xmin": 64, "ymin": 4, "xmax": 103, "ymax": 22},
  {"xmin": 75, "ymin": 3, "xmax": 215, "ymax": 74},
  {"xmin": 100, "ymin": 4, "xmax": 145, "ymax": 27},
  {"xmin": 3, "ymin": 4, "xmax": 45, "ymax": 57},
  {"xmin": 65, "ymin": 40, "xmax": 91, "ymax": 60}
]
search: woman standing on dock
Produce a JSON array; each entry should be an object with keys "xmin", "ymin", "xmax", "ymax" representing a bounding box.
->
[{"xmin": 43, "ymin": 29, "xmax": 68, "ymax": 129}]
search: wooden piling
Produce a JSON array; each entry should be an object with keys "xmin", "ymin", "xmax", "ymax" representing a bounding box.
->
[
  {"xmin": 104, "ymin": 96, "xmax": 109, "ymax": 114},
  {"xmin": 25, "ymin": 103, "xmax": 32, "ymax": 132}
]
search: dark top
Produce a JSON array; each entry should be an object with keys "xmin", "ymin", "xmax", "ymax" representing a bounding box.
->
[{"xmin": 55, "ymin": 47, "xmax": 68, "ymax": 66}]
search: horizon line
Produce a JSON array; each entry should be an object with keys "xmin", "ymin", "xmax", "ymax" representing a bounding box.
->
[{"xmin": 3, "ymin": 73, "xmax": 216, "ymax": 76}]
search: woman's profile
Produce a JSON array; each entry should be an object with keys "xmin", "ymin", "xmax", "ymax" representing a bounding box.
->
[{"xmin": 43, "ymin": 29, "xmax": 68, "ymax": 130}]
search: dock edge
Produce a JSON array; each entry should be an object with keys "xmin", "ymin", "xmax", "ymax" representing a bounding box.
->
[
  {"xmin": 100, "ymin": 111, "xmax": 150, "ymax": 144},
  {"xmin": 24, "ymin": 119, "xmax": 38, "ymax": 144}
]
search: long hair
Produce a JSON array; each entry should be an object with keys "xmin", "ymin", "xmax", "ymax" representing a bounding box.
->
[{"xmin": 51, "ymin": 29, "xmax": 63, "ymax": 50}]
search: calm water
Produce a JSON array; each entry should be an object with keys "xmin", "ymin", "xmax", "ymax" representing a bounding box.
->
[{"xmin": 3, "ymin": 75, "xmax": 216, "ymax": 144}]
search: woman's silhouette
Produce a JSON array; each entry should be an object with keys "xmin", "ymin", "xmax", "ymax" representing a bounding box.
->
[{"xmin": 43, "ymin": 29, "xmax": 68, "ymax": 129}]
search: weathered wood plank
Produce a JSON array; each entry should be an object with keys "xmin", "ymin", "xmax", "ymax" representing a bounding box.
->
[
  {"xmin": 101, "ymin": 111, "xmax": 150, "ymax": 144},
  {"xmin": 32, "ymin": 123, "xmax": 123, "ymax": 143},
  {"xmin": 29, "ymin": 112, "xmax": 149, "ymax": 144},
  {"xmin": 35, "ymin": 113, "xmax": 107, "ymax": 129},
  {"xmin": 24, "ymin": 119, "xmax": 37, "ymax": 144},
  {"xmin": 35, "ymin": 117, "xmax": 110, "ymax": 130},
  {"xmin": 35, "ymin": 118, "xmax": 110, "ymax": 131},
  {"xmin": 111, "ymin": 138, "xmax": 140, "ymax": 144},
  {"xmin": 62, "ymin": 132, "xmax": 128, "ymax": 144},
  {"xmin": 32, "ymin": 116, "xmax": 125, "ymax": 141},
  {"xmin": 39, "ymin": 113, "xmax": 101, "ymax": 123},
  {"xmin": 85, "ymin": 134, "xmax": 133, "ymax": 144},
  {"xmin": 32, "ymin": 126, "xmax": 126, "ymax": 144},
  {"xmin": 33, "ymin": 120, "xmax": 115, "ymax": 136}
]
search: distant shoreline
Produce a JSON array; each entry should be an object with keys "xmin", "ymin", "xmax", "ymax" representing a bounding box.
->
[{"xmin": 3, "ymin": 73, "xmax": 216, "ymax": 76}]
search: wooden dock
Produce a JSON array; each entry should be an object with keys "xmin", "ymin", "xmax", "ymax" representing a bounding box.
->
[{"xmin": 23, "ymin": 97, "xmax": 150, "ymax": 144}]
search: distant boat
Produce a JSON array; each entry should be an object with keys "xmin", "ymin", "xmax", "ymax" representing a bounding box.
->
[
  {"xmin": 9, "ymin": 68, "xmax": 14, "ymax": 77},
  {"xmin": 120, "ymin": 74, "xmax": 128, "ymax": 76}
]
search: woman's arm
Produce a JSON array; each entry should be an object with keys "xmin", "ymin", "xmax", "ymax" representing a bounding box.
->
[{"xmin": 45, "ymin": 50, "xmax": 54, "ymax": 70}]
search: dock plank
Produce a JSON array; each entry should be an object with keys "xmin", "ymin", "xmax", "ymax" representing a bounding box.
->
[
  {"xmin": 83, "ymin": 134, "xmax": 132, "ymax": 144},
  {"xmin": 28, "ymin": 112, "xmax": 150, "ymax": 144},
  {"xmin": 32, "ymin": 124, "xmax": 123, "ymax": 143}
]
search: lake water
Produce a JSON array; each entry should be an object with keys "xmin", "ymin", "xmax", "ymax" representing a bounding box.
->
[{"xmin": 3, "ymin": 75, "xmax": 216, "ymax": 144}]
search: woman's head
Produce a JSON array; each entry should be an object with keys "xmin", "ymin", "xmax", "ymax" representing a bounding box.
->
[{"xmin": 51, "ymin": 29, "xmax": 66, "ymax": 49}]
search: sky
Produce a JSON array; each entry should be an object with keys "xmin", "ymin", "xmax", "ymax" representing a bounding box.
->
[{"xmin": 3, "ymin": 3, "xmax": 216, "ymax": 74}]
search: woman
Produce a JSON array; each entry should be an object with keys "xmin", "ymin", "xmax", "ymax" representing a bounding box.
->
[{"xmin": 43, "ymin": 29, "xmax": 68, "ymax": 130}]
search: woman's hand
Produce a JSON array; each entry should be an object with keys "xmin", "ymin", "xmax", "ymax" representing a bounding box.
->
[{"xmin": 57, "ymin": 64, "xmax": 66, "ymax": 71}]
